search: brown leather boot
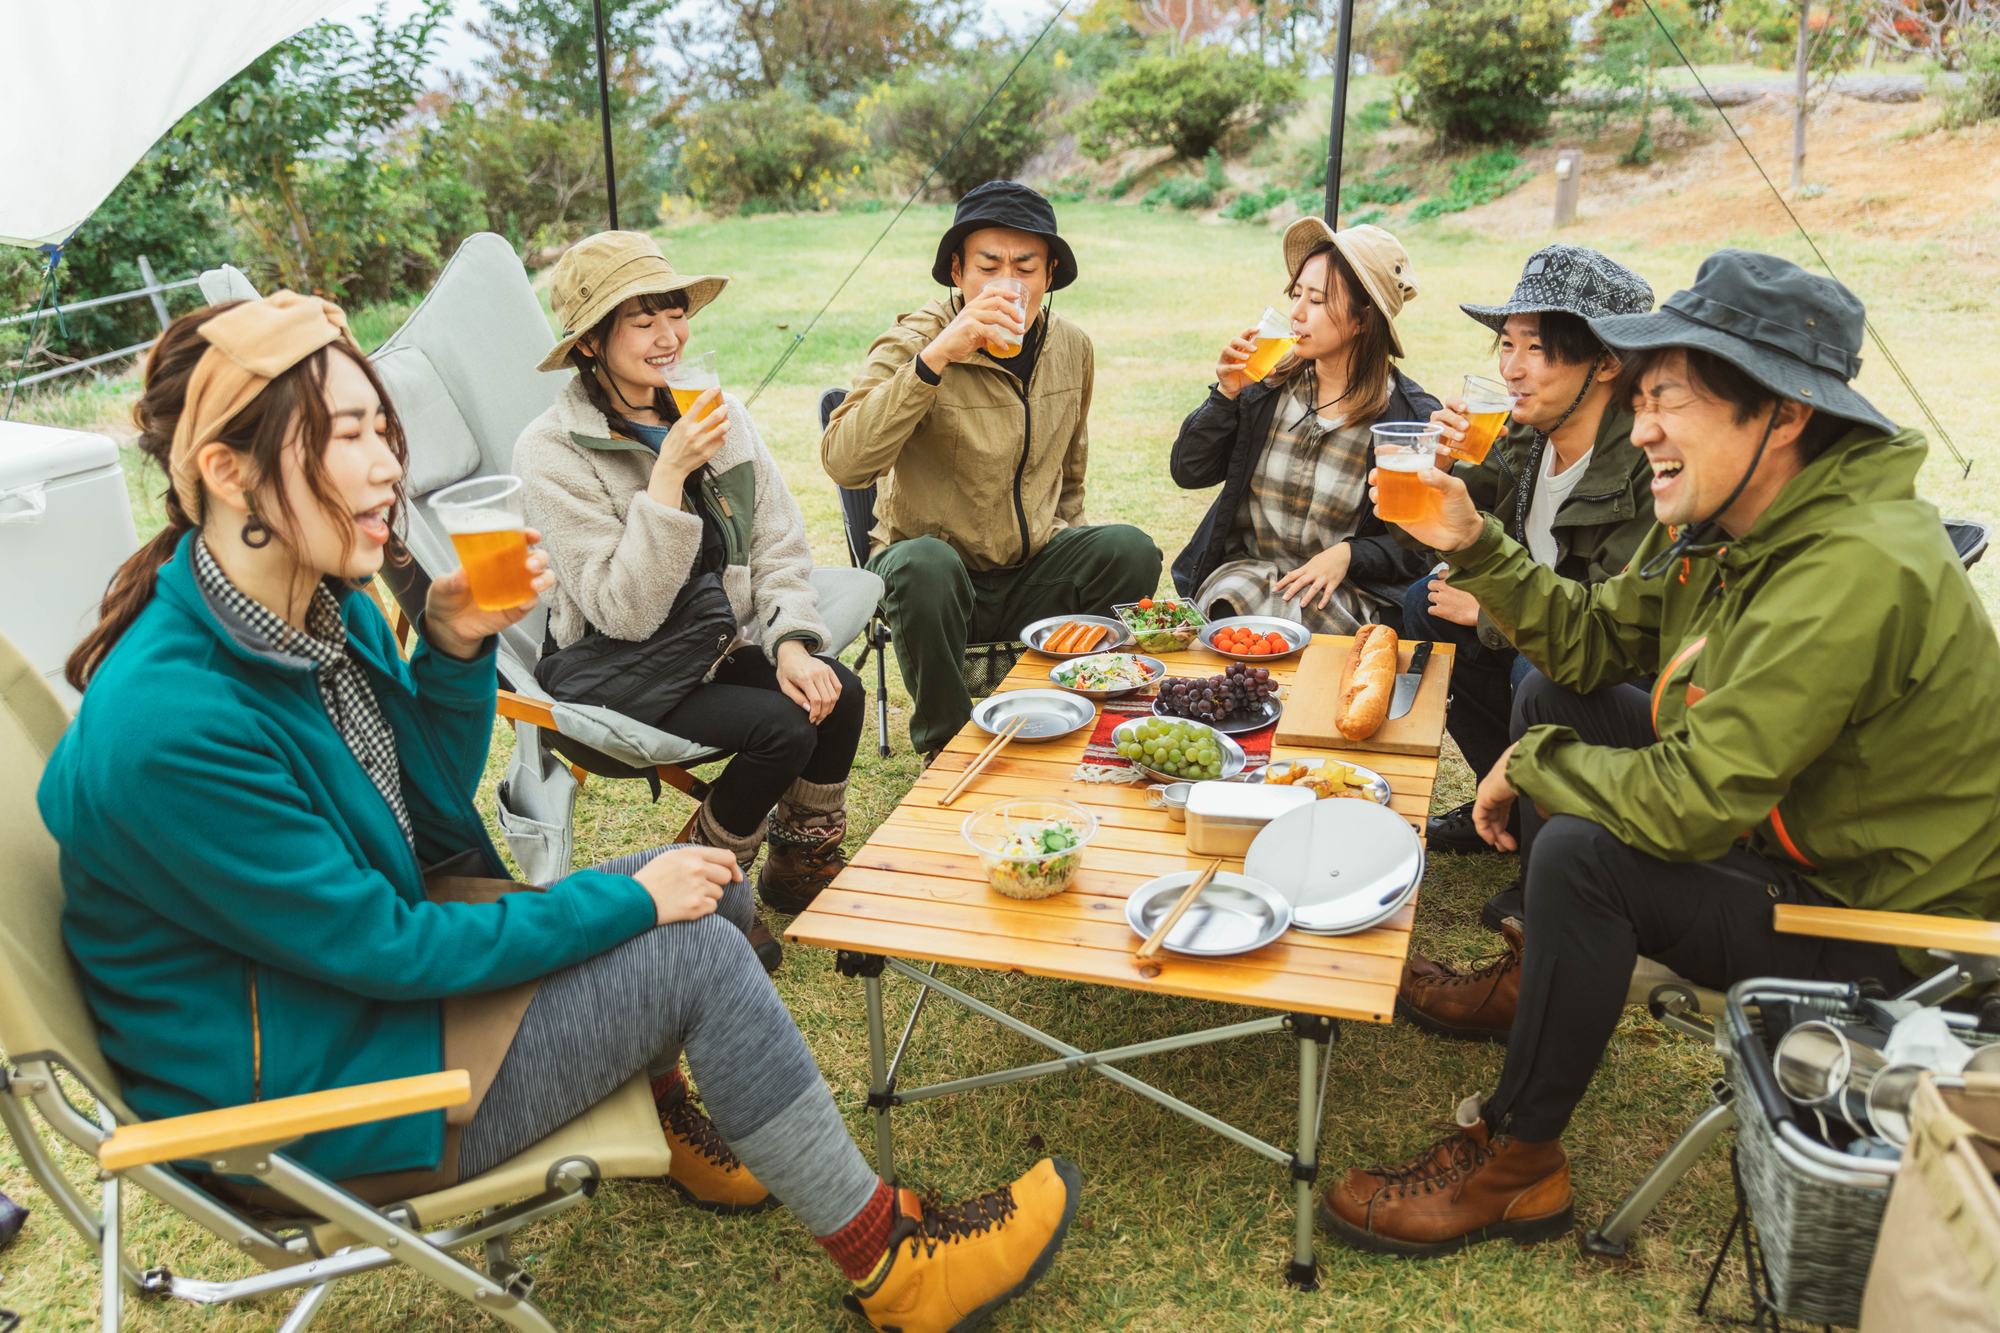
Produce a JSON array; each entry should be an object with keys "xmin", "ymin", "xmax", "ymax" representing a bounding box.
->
[
  {"xmin": 758, "ymin": 832, "xmax": 847, "ymax": 914},
  {"xmin": 1394, "ymin": 918, "xmax": 1523, "ymax": 1043},
  {"xmin": 1321, "ymin": 1095, "xmax": 1572, "ymax": 1257},
  {"xmin": 671, "ymin": 807, "xmax": 784, "ymax": 974}
]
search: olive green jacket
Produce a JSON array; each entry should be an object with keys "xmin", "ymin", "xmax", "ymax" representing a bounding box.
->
[
  {"xmin": 821, "ymin": 297, "xmax": 1092, "ymax": 572},
  {"xmin": 1448, "ymin": 427, "xmax": 2000, "ymax": 959}
]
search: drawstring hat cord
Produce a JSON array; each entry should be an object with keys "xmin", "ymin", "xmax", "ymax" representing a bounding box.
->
[
  {"xmin": 1637, "ymin": 401, "xmax": 1783, "ymax": 580},
  {"xmin": 1511, "ymin": 354, "xmax": 1601, "ymax": 545}
]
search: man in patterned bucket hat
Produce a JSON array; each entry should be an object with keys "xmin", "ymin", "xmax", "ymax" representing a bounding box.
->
[
  {"xmin": 1398, "ymin": 246, "xmax": 1659, "ymax": 903},
  {"xmin": 1321, "ymin": 249, "xmax": 2000, "ymax": 1261}
]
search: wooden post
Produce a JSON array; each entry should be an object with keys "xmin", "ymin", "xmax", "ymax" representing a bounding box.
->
[
  {"xmin": 135, "ymin": 256, "xmax": 170, "ymax": 332},
  {"xmin": 1553, "ymin": 151, "xmax": 1583, "ymax": 227},
  {"xmin": 1792, "ymin": 0, "xmax": 1810, "ymax": 190}
]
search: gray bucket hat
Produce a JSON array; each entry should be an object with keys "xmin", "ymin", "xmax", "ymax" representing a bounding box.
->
[
  {"xmin": 1589, "ymin": 249, "xmax": 1893, "ymax": 435},
  {"xmin": 1460, "ymin": 244, "xmax": 1654, "ymax": 333}
]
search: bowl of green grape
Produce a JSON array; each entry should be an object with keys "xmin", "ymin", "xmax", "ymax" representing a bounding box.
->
[{"xmin": 1111, "ymin": 716, "xmax": 1247, "ymax": 783}]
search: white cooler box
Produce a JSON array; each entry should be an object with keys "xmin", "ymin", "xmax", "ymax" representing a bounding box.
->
[{"xmin": 0, "ymin": 420, "xmax": 140, "ymax": 707}]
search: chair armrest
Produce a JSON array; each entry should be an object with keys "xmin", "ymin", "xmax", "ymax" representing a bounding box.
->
[
  {"xmin": 497, "ymin": 689, "xmax": 556, "ymax": 730},
  {"xmin": 98, "ymin": 1071, "xmax": 470, "ymax": 1171},
  {"xmin": 1773, "ymin": 904, "xmax": 2000, "ymax": 958}
]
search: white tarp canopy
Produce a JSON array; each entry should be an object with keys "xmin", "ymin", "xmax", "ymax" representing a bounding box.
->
[{"xmin": 0, "ymin": 1, "xmax": 342, "ymax": 249}]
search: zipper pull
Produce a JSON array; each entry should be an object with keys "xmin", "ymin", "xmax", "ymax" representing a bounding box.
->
[{"xmin": 710, "ymin": 483, "xmax": 733, "ymax": 518}]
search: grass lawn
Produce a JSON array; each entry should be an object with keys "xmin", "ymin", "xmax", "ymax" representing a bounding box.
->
[{"xmin": 4, "ymin": 176, "xmax": 1998, "ymax": 1332}]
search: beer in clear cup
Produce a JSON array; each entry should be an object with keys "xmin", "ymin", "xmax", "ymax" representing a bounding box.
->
[
  {"xmin": 1244, "ymin": 306, "xmax": 1297, "ymax": 382},
  {"xmin": 431, "ymin": 475, "xmax": 535, "ymax": 611},
  {"xmin": 662, "ymin": 351, "xmax": 723, "ymax": 422},
  {"xmin": 1371, "ymin": 424, "xmax": 1444, "ymax": 525},
  {"xmin": 1451, "ymin": 374, "xmax": 1513, "ymax": 465},
  {"xmin": 982, "ymin": 276, "xmax": 1028, "ymax": 359}
]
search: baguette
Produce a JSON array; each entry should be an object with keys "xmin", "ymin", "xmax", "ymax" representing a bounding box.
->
[{"xmin": 1335, "ymin": 625, "xmax": 1400, "ymax": 740}]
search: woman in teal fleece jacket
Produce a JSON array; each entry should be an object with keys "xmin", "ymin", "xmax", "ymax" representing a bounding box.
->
[{"xmin": 36, "ymin": 298, "xmax": 1078, "ymax": 1327}]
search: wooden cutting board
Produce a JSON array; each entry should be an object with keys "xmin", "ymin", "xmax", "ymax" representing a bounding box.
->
[{"xmin": 1273, "ymin": 637, "xmax": 1455, "ymax": 756}]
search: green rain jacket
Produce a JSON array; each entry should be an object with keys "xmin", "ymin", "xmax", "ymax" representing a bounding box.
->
[{"xmin": 1447, "ymin": 426, "xmax": 2000, "ymax": 961}]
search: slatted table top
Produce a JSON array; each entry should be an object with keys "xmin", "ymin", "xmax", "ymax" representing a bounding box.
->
[{"xmin": 786, "ymin": 635, "xmax": 1453, "ymax": 1023}]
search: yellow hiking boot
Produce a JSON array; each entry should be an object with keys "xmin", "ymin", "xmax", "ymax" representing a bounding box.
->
[
  {"xmin": 845, "ymin": 1158, "xmax": 1080, "ymax": 1333},
  {"xmin": 658, "ymin": 1080, "xmax": 777, "ymax": 1216}
]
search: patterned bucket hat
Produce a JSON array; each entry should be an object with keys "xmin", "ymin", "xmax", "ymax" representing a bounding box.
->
[{"xmin": 1459, "ymin": 244, "xmax": 1653, "ymax": 334}]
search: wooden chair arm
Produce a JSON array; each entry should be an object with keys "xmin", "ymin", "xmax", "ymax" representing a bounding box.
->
[
  {"xmin": 1773, "ymin": 904, "xmax": 2000, "ymax": 958},
  {"xmin": 496, "ymin": 689, "xmax": 555, "ymax": 730},
  {"xmin": 98, "ymin": 1070, "xmax": 470, "ymax": 1172}
]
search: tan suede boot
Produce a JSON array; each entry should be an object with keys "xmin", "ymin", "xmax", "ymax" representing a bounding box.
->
[
  {"xmin": 653, "ymin": 1073, "xmax": 776, "ymax": 1216},
  {"xmin": 672, "ymin": 804, "xmax": 783, "ymax": 973},
  {"xmin": 1321, "ymin": 1094, "xmax": 1573, "ymax": 1257},
  {"xmin": 1394, "ymin": 918, "xmax": 1524, "ymax": 1043}
]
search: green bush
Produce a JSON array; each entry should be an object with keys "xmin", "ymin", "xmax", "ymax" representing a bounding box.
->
[
  {"xmin": 1141, "ymin": 150, "xmax": 1229, "ymax": 211},
  {"xmin": 1071, "ymin": 49, "xmax": 1303, "ymax": 162},
  {"xmin": 1220, "ymin": 182, "xmax": 1293, "ymax": 220},
  {"xmin": 1937, "ymin": 34, "xmax": 2000, "ymax": 127},
  {"xmin": 1407, "ymin": 150, "xmax": 1536, "ymax": 220},
  {"xmin": 858, "ymin": 53, "xmax": 1055, "ymax": 200},
  {"xmin": 680, "ymin": 92, "xmax": 869, "ymax": 212},
  {"xmin": 1395, "ymin": 0, "xmax": 1577, "ymax": 143}
]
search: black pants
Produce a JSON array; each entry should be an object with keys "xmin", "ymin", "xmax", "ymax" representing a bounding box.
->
[
  {"xmin": 1483, "ymin": 671, "xmax": 1913, "ymax": 1142},
  {"xmin": 651, "ymin": 650, "xmax": 866, "ymax": 838},
  {"xmin": 1400, "ymin": 576, "xmax": 1519, "ymax": 782}
]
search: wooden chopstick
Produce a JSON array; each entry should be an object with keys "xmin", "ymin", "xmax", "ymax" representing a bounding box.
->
[
  {"xmin": 1136, "ymin": 858, "xmax": 1225, "ymax": 961},
  {"xmin": 937, "ymin": 716, "xmax": 1025, "ymax": 806}
]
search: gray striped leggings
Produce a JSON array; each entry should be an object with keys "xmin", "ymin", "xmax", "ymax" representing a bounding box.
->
[{"xmin": 457, "ymin": 847, "xmax": 880, "ymax": 1237}]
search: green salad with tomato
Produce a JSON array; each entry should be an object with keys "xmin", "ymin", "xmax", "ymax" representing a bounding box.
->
[{"xmin": 1115, "ymin": 598, "xmax": 1204, "ymax": 654}]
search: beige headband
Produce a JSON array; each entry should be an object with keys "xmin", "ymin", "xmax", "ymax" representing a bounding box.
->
[{"xmin": 166, "ymin": 291, "xmax": 357, "ymax": 521}]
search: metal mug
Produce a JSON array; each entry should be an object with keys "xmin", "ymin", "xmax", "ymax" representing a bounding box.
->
[
  {"xmin": 1146, "ymin": 782, "xmax": 1191, "ymax": 822},
  {"xmin": 1774, "ymin": 1019, "xmax": 1890, "ymax": 1136}
]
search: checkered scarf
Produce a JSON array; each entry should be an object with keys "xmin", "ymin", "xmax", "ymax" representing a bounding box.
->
[{"xmin": 193, "ymin": 537, "xmax": 414, "ymax": 849}]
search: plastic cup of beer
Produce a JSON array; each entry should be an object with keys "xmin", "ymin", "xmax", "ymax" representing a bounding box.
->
[
  {"xmin": 662, "ymin": 351, "xmax": 723, "ymax": 422},
  {"xmin": 1244, "ymin": 306, "xmax": 1297, "ymax": 382},
  {"xmin": 1450, "ymin": 374, "xmax": 1514, "ymax": 465},
  {"xmin": 431, "ymin": 475, "xmax": 535, "ymax": 612},
  {"xmin": 1371, "ymin": 423, "xmax": 1444, "ymax": 526},
  {"xmin": 982, "ymin": 277, "xmax": 1028, "ymax": 359}
]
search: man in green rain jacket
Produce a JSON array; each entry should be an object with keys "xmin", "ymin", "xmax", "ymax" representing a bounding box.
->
[{"xmin": 1320, "ymin": 250, "xmax": 2000, "ymax": 1259}]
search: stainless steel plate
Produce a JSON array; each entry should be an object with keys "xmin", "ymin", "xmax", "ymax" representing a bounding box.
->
[
  {"xmin": 1153, "ymin": 695, "xmax": 1282, "ymax": 736},
  {"xmin": 1197, "ymin": 615, "xmax": 1311, "ymax": 663},
  {"xmin": 969, "ymin": 689, "xmax": 1095, "ymax": 742},
  {"xmin": 1255, "ymin": 758, "xmax": 1392, "ymax": 806},
  {"xmin": 1049, "ymin": 652, "xmax": 1166, "ymax": 700},
  {"xmin": 1126, "ymin": 871, "xmax": 1293, "ymax": 957},
  {"xmin": 1244, "ymin": 799, "xmax": 1425, "ymax": 935},
  {"xmin": 1019, "ymin": 614, "xmax": 1136, "ymax": 660},
  {"xmin": 1111, "ymin": 717, "xmax": 1247, "ymax": 782}
]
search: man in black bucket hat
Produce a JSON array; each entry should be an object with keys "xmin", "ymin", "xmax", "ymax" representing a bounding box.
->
[
  {"xmin": 1321, "ymin": 249, "xmax": 2000, "ymax": 1258},
  {"xmin": 823, "ymin": 181, "xmax": 1160, "ymax": 759},
  {"xmin": 1400, "ymin": 245, "xmax": 1659, "ymax": 883}
]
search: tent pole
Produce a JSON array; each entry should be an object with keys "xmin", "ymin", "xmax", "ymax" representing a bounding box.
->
[
  {"xmin": 592, "ymin": 0, "xmax": 619, "ymax": 230},
  {"xmin": 1321, "ymin": 0, "xmax": 1357, "ymax": 225}
]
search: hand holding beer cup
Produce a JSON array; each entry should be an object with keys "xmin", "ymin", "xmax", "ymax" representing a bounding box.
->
[
  {"xmin": 920, "ymin": 281, "xmax": 1029, "ymax": 373},
  {"xmin": 646, "ymin": 388, "xmax": 731, "ymax": 506},
  {"xmin": 661, "ymin": 351, "xmax": 726, "ymax": 424},
  {"xmin": 426, "ymin": 475, "xmax": 552, "ymax": 655},
  {"xmin": 1367, "ymin": 423, "xmax": 1485, "ymax": 553},
  {"xmin": 1215, "ymin": 325, "xmax": 1259, "ymax": 399}
]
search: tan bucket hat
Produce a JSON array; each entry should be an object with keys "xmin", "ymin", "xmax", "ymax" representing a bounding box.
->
[
  {"xmin": 536, "ymin": 231, "xmax": 729, "ymax": 373},
  {"xmin": 1280, "ymin": 218, "xmax": 1418, "ymax": 357}
]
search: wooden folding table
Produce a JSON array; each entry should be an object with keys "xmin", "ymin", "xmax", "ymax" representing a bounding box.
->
[{"xmin": 785, "ymin": 635, "xmax": 1452, "ymax": 1285}]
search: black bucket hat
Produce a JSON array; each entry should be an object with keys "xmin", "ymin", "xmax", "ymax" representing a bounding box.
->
[
  {"xmin": 1460, "ymin": 244, "xmax": 1653, "ymax": 333},
  {"xmin": 1589, "ymin": 249, "xmax": 1893, "ymax": 434},
  {"xmin": 931, "ymin": 181, "xmax": 1078, "ymax": 292}
]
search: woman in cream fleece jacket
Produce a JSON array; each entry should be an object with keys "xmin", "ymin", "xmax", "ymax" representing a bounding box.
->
[{"xmin": 514, "ymin": 232, "xmax": 864, "ymax": 955}]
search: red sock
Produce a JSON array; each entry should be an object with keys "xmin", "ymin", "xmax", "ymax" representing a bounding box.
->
[
  {"xmin": 649, "ymin": 1068, "xmax": 686, "ymax": 1104},
  {"xmin": 816, "ymin": 1180, "xmax": 896, "ymax": 1281}
]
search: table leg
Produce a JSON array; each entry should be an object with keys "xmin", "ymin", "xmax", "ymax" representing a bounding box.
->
[
  {"xmin": 1288, "ymin": 1031, "xmax": 1320, "ymax": 1290},
  {"xmin": 863, "ymin": 973, "xmax": 896, "ymax": 1185}
]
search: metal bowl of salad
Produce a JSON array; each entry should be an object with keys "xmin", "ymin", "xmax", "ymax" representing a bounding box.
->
[
  {"xmin": 961, "ymin": 798, "xmax": 1098, "ymax": 900},
  {"xmin": 1048, "ymin": 652, "xmax": 1165, "ymax": 700},
  {"xmin": 1114, "ymin": 597, "xmax": 1206, "ymax": 655}
]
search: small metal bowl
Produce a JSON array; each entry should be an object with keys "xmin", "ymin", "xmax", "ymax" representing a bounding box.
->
[
  {"xmin": 1020, "ymin": 614, "xmax": 1135, "ymax": 660},
  {"xmin": 1048, "ymin": 652, "xmax": 1165, "ymax": 700},
  {"xmin": 1126, "ymin": 870, "xmax": 1293, "ymax": 957},
  {"xmin": 1198, "ymin": 615, "xmax": 1311, "ymax": 663},
  {"xmin": 1256, "ymin": 757, "xmax": 1392, "ymax": 806},
  {"xmin": 1146, "ymin": 782, "xmax": 1193, "ymax": 822},
  {"xmin": 969, "ymin": 689, "xmax": 1095, "ymax": 742},
  {"xmin": 1111, "ymin": 717, "xmax": 1247, "ymax": 783}
]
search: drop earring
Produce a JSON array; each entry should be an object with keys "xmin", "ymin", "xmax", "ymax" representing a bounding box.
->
[{"xmin": 241, "ymin": 497, "xmax": 273, "ymax": 549}]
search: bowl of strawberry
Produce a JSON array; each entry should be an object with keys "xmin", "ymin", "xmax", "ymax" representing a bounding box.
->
[{"xmin": 1199, "ymin": 616, "xmax": 1310, "ymax": 663}]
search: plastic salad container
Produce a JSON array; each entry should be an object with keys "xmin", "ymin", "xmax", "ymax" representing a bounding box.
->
[
  {"xmin": 1114, "ymin": 598, "xmax": 1205, "ymax": 655},
  {"xmin": 961, "ymin": 798, "xmax": 1098, "ymax": 900}
]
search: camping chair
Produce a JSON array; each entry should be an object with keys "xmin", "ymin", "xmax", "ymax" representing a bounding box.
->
[
  {"xmin": 819, "ymin": 387, "xmax": 1023, "ymax": 758},
  {"xmin": 0, "ymin": 629, "xmax": 671, "ymax": 1333},
  {"xmin": 267, "ymin": 234, "xmax": 879, "ymax": 883}
]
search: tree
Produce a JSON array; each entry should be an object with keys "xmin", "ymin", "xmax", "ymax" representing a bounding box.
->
[
  {"xmin": 469, "ymin": 0, "xmax": 672, "ymax": 118},
  {"xmin": 1585, "ymin": 0, "xmax": 1719, "ymax": 164},
  {"xmin": 1867, "ymin": 0, "xmax": 2000, "ymax": 69},
  {"xmin": 1393, "ymin": 0, "xmax": 1578, "ymax": 144},
  {"xmin": 859, "ymin": 53, "xmax": 1057, "ymax": 199},
  {"xmin": 1070, "ymin": 47, "xmax": 1304, "ymax": 161},
  {"xmin": 672, "ymin": 0, "xmax": 973, "ymax": 105}
]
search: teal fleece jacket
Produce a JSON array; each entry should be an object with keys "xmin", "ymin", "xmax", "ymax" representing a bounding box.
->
[{"xmin": 37, "ymin": 533, "xmax": 657, "ymax": 1179}]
